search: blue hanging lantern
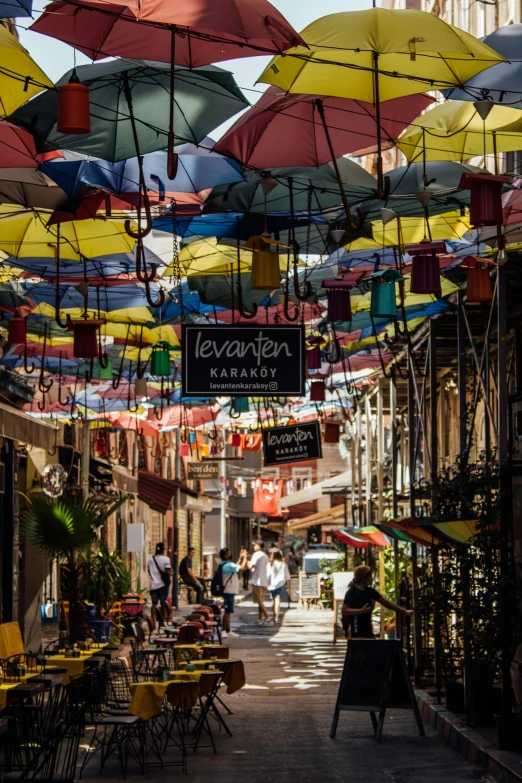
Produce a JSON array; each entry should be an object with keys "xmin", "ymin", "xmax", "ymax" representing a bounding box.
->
[
  {"xmin": 233, "ymin": 397, "xmax": 250, "ymax": 413},
  {"xmin": 369, "ymin": 269, "xmax": 404, "ymax": 319}
]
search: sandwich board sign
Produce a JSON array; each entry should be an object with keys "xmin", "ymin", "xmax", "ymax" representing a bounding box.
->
[{"xmin": 330, "ymin": 639, "xmax": 425, "ymax": 740}]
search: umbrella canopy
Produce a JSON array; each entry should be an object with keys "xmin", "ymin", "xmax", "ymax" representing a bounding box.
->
[
  {"xmin": 9, "ymin": 60, "xmax": 249, "ymax": 162},
  {"xmin": 258, "ymin": 8, "xmax": 505, "ymax": 102},
  {"xmin": 27, "ymin": 282, "xmax": 156, "ymax": 323},
  {"xmin": 175, "ymin": 237, "xmax": 292, "ymax": 276},
  {"xmin": 0, "ymin": 210, "xmax": 136, "ymax": 259},
  {"xmin": 214, "ymin": 86, "xmax": 433, "ymax": 168},
  {"xmin": 3, "ymin": 247, "xmax": 164, "ymax": 279},
  {"xmin": 188, "ymin": 273, "xmax": 271, "ymax": 310},
  {"xmin": 206, "ymin": 160, "xmax": 376, "ymax": 214},
  {"xmin": 0, "ymin": 27, "xmax": 53, "ymax": 117},
  {"xmin": 31, "ymin": 0, "xmax": 304, "ymax": 67},
  {"xmin": 397, "ymin": 101, "xmax": 522, "ymax": 162},
  {"xmin": 0, "ymin": 169, "xmax": 72, "ymax": 210},
  {"xmin": 0, "ymin": 121, "xmax": 39, "ymax": 167},
  {"xmin": 445, "ymin": 24, "xmax": 522, "ymax": 108},
  {"xmin": 78, "ymin": 142, "xmax": 244, "ymax": 197},
  {"xmin": 0, "ymin": 0, "xmax": 32, "ymax": 16}
]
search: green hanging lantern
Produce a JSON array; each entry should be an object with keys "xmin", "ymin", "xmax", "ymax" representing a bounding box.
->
[
  {"xmin": 97, "ymin": 357, "xmax": 113, "ymax": 380},
  {"xmin": 233, "ymin": 397, "xmax": 250, "ymax": 414},
  {"xmin": 150, "ymin": 340, "xmax": 171, "ymax": 377},
  {"xmin": 369, "ymin": 269, "xmax": 404, "ymax": 319}
]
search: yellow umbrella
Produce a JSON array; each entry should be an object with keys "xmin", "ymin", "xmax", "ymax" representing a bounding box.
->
[
  {"xmin": 397, "ymin": 100, "xmax": 522, "ymax": 162},
  {"xmin": 343, "ymin": 211, "xmax": 471, "ymax": 251},
  {"xmin": 0, "ymin": 209, "xmax": 136, "ymax": 258},
  {"xmin": 0, "ymin": 27, "xmax": 53, "ymax": 116},
  {"xmin": 173, "ymin": 237, "xmax": 293, "ymax": 277},
  {"xmin": 259, "ymin": 9, "xmax": 504, "ymax": 102}
]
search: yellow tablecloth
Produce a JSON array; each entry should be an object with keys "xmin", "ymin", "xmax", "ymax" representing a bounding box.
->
[
  {"xmin": 0, "ymin": 682, "xmax": 21, "ymax": 710},
  {"xmin": 0, "ymin": 623, "xmax": 24, "ymax": 659},
  {"xmin": 177, "ymin": 659, "xmax": 245, "ymax": 694},
  {"xmin": 129, "ymin": 674, "xmax": 203, "ymax": 721},
  {"xmin": 44, "ymin": 656, "xmax": 85, "ymax": 684}
]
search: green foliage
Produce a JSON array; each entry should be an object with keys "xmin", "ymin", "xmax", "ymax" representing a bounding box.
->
[
  {"xmin": 320, "ymin": 556, "xmax": 348, "ymax": 591},
  {"xmin": 82, "ymin": 542, "xmax": 132, "ymax": 617}
]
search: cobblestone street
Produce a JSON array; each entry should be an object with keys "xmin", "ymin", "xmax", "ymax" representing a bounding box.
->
[{"xmin": 82, "ymin": 603, "xmax": 491, "ymax": 783}]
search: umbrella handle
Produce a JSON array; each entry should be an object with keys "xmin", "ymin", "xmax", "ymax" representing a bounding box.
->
[
  {"xmin": 378, "ymin": 174, "xmax": 391, "ymax": 201},
  {"xmin": 58, "ymin": 351, "xmax": 70, "ymax": 406},
  {"xmin": 283, "ymin": 283, "xmax": 299, "ymax": 322},
  {"xmin": 125, "ymin": 186, "xmax": 152, "ymax": 239},
  {"xmin": 113, "ymin": 325, "xmax": 130, "ymax": 389},
  {"xmin": 236, "ymin": 278, "xmax": 258, "ymax": 320},
  {"xmin": 23, "ymin": 344, "xmax": 35, "ymax": 374},
  {"xmin": 292, "ymin": 253, "xmax": 312, "ymax": 302},
  {"xmin": 325, "ymin": 327, "xmax": 342, "ymax": 364},
  {"xmin": 135, "ymin": 238, "xmax": 157, "ymax": 283},
  {"xmin": 144, "ymin": 277, "xmax": 165, "ymax": 308},
  {"xmin": 167, "ymin": 136, "xmax": 179, "ymax": 180},
  {"xmin": 38, "ymin": 396, "xmax": 46, "ymax": 412}
]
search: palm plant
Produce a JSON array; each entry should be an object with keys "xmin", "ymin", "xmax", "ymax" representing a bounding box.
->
[
  {"xmin": 23, "ymin": 492, "xmax": 127, "ymax": 641},
  {"xmin": 82, "ymin": 542, "xmax": 132, "ymax": 617}
]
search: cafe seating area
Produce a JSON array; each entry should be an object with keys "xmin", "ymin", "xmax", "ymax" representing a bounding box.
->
[{"xmin": 0, "ymin": 606, "xmax": 245, "ymax": 780}]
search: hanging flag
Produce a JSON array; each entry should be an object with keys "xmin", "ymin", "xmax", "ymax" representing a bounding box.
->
[{"xmin": 253, "ymin": 478, "xmax": 284, "ymax": 517}]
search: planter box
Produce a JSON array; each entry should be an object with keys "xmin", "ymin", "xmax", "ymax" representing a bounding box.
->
[{"xmin": 87, "ymin": 619, "xmax": 112, "ymax": 643}]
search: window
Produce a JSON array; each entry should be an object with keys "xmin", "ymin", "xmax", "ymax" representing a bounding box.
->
[
  {"xmin": 292, "ymin": 467, "xmax": 313, "ymax": 492},
  {"xmin": 261, "ymin": 467, "xmax": 280, "ymax": 479}
]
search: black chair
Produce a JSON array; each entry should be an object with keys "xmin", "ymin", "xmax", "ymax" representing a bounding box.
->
[{"xmin": 130, "ymin": 624, "xmax": 167, "ymax": 682}]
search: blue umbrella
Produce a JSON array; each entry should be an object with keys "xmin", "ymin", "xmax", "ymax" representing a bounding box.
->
[
  {"xmin": 0, "ymin": 0, "xmax": 32, "ymax": 17},
  {"xmin": 154, "ymin": 211, "xmax": 320, "ymax": 240},
  {"xmin": 444, "ymin": 25, "xmax": 522, "ymax": 107},
  {"xmin": 7, "ymin": 248, "xmax": 166, "ymax": 278}
]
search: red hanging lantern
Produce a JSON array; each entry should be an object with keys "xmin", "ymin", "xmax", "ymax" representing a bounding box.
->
[
  {"xmin": 8, "ymin": 312, "xmax": 26, "ymax": 344},
  {"xmin": 95, "ymin": 436, "xmax": 106, "ymax": 456},
  {"xmin": 461, "ymin": 257, "xmax": 493, "ymax": 302},
  {"xmin": 230, "ymin": 432, "xmax": 241, "ymax": 448},
  {"xmin": 70, "ymin": 319, "xmax": 103, "ymax": 359},
  {"xmin": 306, "ymin": 343, "xmax": 322, "ymax": 370},
  {"xmin": 57, "ymin": 71, "xmax": 91, "ymax": 135},
  {"xmin": 310, "ymin": 379, "xmax": 326, "ymax": 402},
  {"xmin": 321, "ymin": 278, "xmax": 352, "ymax": 321},
  {"xmin": 180, "ymin": 443, "xmax": 190, "ymax": 457},
  {"xmin": 459, "ymin": 172, "xmax": 508, "ymax": 227},
  {"xmin": 407, "ymin": 241, "xmax": 445, "ymax": 295},
  {"xmin": 323, "ymin": 421, "xmax": 341, "ymax": 443}
]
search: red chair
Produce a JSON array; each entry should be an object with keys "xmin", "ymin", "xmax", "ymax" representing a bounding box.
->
[
  {"xmin": 185, "ymin": 621, "xmax": 212, "ymax": 642},
  {"xmin": 176, "ymin": 624, "xmax": 201, "ymax": 645}
]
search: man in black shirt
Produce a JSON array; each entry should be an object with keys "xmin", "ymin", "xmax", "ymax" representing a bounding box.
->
[
  {"xmin": 342, "ymin": 565, "xmax": 413, "ymax": 638},
  {"xmin": 179, "ymin": 547, "xmax": 204, "ymax": 605}
]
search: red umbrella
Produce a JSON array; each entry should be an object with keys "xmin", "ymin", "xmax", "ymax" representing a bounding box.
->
[
  {"xmin": 149, "ymin": 404, "xmax": 216, "ymax": 428},
  {"xmin": 0, "ymin": 120, "xmax": 38, "ymax": 167},
  {"xmin": 31, "ymin": 0, "xmax": 305, "ymax": 67},
  {"xmin": 214, "ymin": 87, "xmax": 433, "ymax": 169}
]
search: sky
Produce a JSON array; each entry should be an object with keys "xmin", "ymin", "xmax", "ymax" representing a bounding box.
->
[{"xmin": 17, "ymin": 0, "xmax": 371, "ymax": 138}]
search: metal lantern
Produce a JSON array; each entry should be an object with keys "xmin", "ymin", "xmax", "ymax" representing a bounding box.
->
[
  {"xmin": 310, "ymin": 379, "xmax": 326, "ymax": 402},
  {"xmin": 408, "ymin": 241, "xmax": 445, "ymax": 296},
  {"xmin": 249, "ymin": 237, "xmax": 281, "ymax": 290},
  {"xmin": 8, "ymin": 313, "xmax": 26, "ymax": 344},
  {"xmin": 321, "ymin": 278, "xmax": 352, "ymax": 321},
  {"xmin": 57, "ymin": 72, "xmax": 91, "ymax": 135},
  {"xmin": 135, "ymin": 377, "xmax": 148, "ymax": 397},
  {"xmin": 459, "ymin": 172, "xmax": 508, "ymax": 227},
  {"xmin": 306, "ymin": 345, "xmax": 322, "ymax": 370},
  {"xmin": 369, "ymin": 272, "xmax": 402, "ymax": 319},
  {"xmin": 324, "ymin": 421, "xmax": 341, "ymax": 443},
  {"xmin": 230, "ymin": 432, "xmax": 242, "ymax": 447},
  {"xmin": 150, "ymin": 341, "xmax": 171, "ymax": 376},
  {"xmin": 95, "ymin": 436, "xmax": 106, "ymax": 456},
  {"xmin": 233, "ymin": 397, "xmax": 250, "ymax": 413},
  {"xmin": 179, "ymin": 443, "xmax": 190, "ymax": 457},
  {"xmin": 70, "ymin": 319, "xmax": 102, "ymax": 359},
  {"xmin": 97, "ymin": 357, "xmax": 113, "ymax": 380},
  {"xmin": 467, "ymin": 266, "xmax": 493, "ymax": 302}
]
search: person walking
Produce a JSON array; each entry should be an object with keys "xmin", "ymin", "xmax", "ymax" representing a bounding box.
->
[
  {"xmin": 268, "ymin": 550, "xmax": 290, "ymax": 624},
  {"xmin": 248, "ymin": 541, "xmax": 269, "ymax": 626},
  {"xmin": 239, "ymin": 546, "xmax": 251, "ymax": 590},
  {"xmin": 219, "ymin": 547, "xmax": 242, "ymax": 639},
  {"xmin": 147, "ymin": 542, "xmax": 172, "ymax": 627},
  {"xmin": 286, "ymin": 546, "xmax": 300, "ymax": 576},
  {"xmin": 342, "ymin": 565, "xmax": 413, "ymax": 638},
  {"xmin": 179, "ymin": 546, "xmax": 204, "ymax": 605}
]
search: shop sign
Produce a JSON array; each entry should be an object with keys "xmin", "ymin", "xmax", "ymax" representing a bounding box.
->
[
  {"xmin": 262, "ymin": 421, "xmax": 322, "ymax": 466},
  {"xmin": 182, "ymin": 324, "xmax": 305, "ymax": 397},
  {"xmin": 187, "ymin": 462, "xmax": 219, "ymax": 480}
]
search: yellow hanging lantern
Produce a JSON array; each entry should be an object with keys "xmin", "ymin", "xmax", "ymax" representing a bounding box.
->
[{"xmin": 248, "ymin": 236, "xmax": 282, "ymax": 290}]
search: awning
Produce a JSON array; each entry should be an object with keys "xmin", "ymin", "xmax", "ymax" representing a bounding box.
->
[
  {"xmin": 112, "ymin": 466, "xmax": 138, "ymax": 495},
  {"xmin": 0, "ymin": 403, "xmax": 60, "ymax": 451},
  {"xmin": 287, "ymin": 503, "xmax": 346, "ymax": 532},
  {"xmin": 137, "ymin": 470, "xmax": 198, "ymax": 514},
  {"xmin": 331, "ymin": 529, "xmax": 369, "ymax": 549},
  {"xmin": 377, "ymin": 517, "xmax": 480, "ymax": 547},
  {"xmin": 280, "ymin": 470, "xmax": 351, "ymax": 509}
]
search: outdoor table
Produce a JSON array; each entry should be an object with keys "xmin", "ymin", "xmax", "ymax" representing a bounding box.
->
[
  {"xmin": 0, "ymin": 681, "xmax": 44, "ymax": 710},
  {"xmin": 128, "ymin": 672, "xmax": 205, "ymax": 721},
  {"xmin": 0, "ymin": 673, "xmax": 35, "ymax": 710},
  {"xmin": 43, "ymin": 654, "xmax": 100, "ymax": 684},
  {"xmin": 178, "ymin": 659, "xmax": 245, "ymax": 694}
]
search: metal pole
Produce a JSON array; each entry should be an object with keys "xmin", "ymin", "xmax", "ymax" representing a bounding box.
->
[
  {"xmin": 220, "ymin": 427, "xmax": 227, "ymax": 550},
  {"xmin": 172, "ymin": 428, "xmax": 180, "ymax": 609},
  {"xmin": 81, "ymin": 419, "xmax": 90, "ymax": 500},
  {"xmin": 365, "ymin": 396, "xmax": 372, "ymax": 525},
  {"xmin": 457, "ymin": 292, "xmax": 467, "ymax": 455},
  {"xmin": 390, "ymin": 368, "xmax": 402, "ymax": 641},
  {"xmin": 497, "ymin": 263, "xmax": 514, "ymax": 747},
  {"xmin": 377, "ymin": 379, "xmax": 384, "ymax": 523},
  {"xmin": 430, "ymin": 320, "xmax": 443, "ymax": 703},
  {"xmin": 356, "ymin": 406, "xmax": 363, "ymax": 527},
  {"xmin": 408, "ymin": 363, "xmax": 422, "ymax": 684}
]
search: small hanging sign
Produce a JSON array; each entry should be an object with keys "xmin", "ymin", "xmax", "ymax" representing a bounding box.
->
[
  {"xmin": 187, "ymin": 462, "xmax": 220, "ymax": 481},
  {"xmin": 182, "ymin": 324, "xmax": 305, "ymax": 397},
  {"xmin": 262, "ymin": 421, "xmax": 322, "ymax": 466}
]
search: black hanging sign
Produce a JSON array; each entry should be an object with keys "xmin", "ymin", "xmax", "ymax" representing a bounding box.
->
[
  {"xmin": 187, "ymin": 462, "xmax": 219, "ymax": 481},
  {"xmin": 330, "ymin": 639, "xmax": 425, "ymax": 741},
  {"xmin": 262, "ymin": 421, "xmax": 322, "ymax": 466},
  {"xmin": 182, "ymin": 324, "xmax": 305, "ymax": 397}
]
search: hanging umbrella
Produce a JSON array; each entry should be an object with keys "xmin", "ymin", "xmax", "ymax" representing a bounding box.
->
[
  {"xmin": 2, "ymin": 247, "xmax": 163, "ymax": 279},
  {"xmin": 174, "ymin": 237, "xmax": 292, "ymax": 276},
  {"xmin": 0, "ymin": 121, "xmax": 40, "ymax": 167},
  {"xmin": 444, "ymin": 25, "xmax": 522, "ymax": 108},
  {"xmin": 9, "ymin": 60, "xmax": 249, "ymax": 162},
  {"xmin": 346, "ymin": 211, "xmax": 471, "ymax": 248},
  {"xmin": 77, "ymin": 141, "xmax": 245, "ymax": 198},
  {"xmin": 214, "ymin": 86, "xmax": 433, "ymax": 168},
  {"xmin": 206, "ymin": 160, "xmax": 376, "ymax": 214},
  {"xmin": 30, "ymin": 0, "xmax": 304, "ymax": 67},
  {"xmin": 258, "ymin": 8, "xmax": 505, "ymax": 194},
  {"xmin": 0, "ymin": 0, "xmax": 32, "ymax": 16},
  {"xmin": 187, "ymin": 273, "xmax": 270, "ymax": 310},
  {"xmin": 396, "ymin": 101, "xmax": 522, "ymax": 163},
  {"xmin": 0, "ymin": 209, "xmax": 136, "ymax": 259},
  {"xmin": 0, "ymin": 169, "xmax": 72, "ymax": 210},
  {"xmin": 0, "ymin": 26, "xmax": 52, "ymax": 116},
  {"xmin": 26, "ymin": 282, "xmax": 156, "ymax": 324}
]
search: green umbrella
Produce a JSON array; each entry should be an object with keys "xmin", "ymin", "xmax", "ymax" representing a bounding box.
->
[
  {"xmin": 9, "ymin": 60, "xmax": 249, "ymax": 162},
  {"xmin": 187, "ymin": 273, "xmax": 269, "ymax": 310},
  {"xmin": 206, "ymin": 159, "xmax": 377, "ymax": 215}
]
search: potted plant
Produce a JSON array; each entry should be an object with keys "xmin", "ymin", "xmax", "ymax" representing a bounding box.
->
[
  {"xmin": 82, "ymin": 543, "xmax": 132, "ymax": 642},
  {"xmin": 23, "ymin": 492, "xmax": 127, "ymax": 641}
]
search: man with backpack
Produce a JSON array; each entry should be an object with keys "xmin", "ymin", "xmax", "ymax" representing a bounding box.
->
[
  {"xmin": 147, "ymin": 542, "xmax": 172, "ymax": 626},
  {"xmin": 211, "ymin": 548, "xmax": 242, "ymax": 638}
]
